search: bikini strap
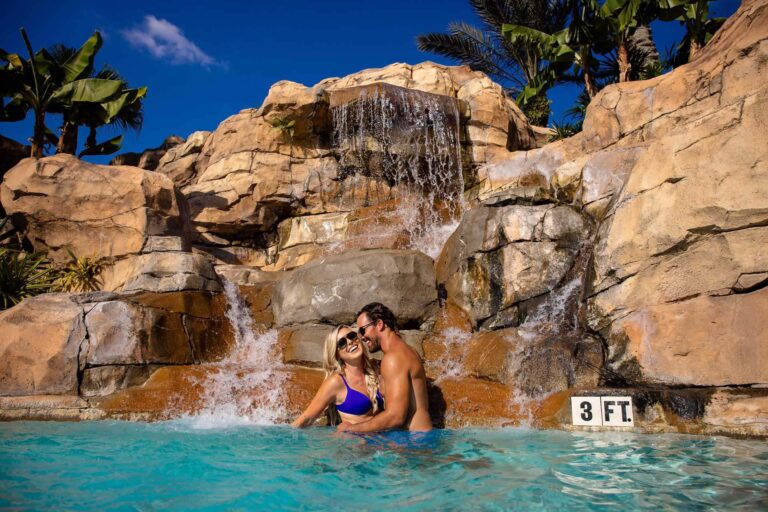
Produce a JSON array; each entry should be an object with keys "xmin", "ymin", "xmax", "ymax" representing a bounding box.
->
[{"xmin": 339, "ymin": 373, "xmax": 350, "ymax": 389}]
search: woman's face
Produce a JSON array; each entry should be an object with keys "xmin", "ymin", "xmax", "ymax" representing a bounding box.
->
[{"xmin": 336, "ymin": 327, "xmax": 364, "ymax": 365}]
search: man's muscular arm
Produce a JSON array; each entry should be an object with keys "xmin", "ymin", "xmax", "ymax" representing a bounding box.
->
[{"xmin": 338, "ymin": 356, "xmax": 409, "ymax": 433}]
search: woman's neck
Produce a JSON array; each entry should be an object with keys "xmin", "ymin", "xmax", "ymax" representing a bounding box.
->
[{"xmin": 343, "ymin": 361, "xmax": 365, "ymax": 378}]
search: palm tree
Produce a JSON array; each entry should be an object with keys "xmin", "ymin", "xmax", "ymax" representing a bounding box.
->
[
  {"xmin": 0, "ymin": 30, "xmax": 144, "ymax": 158},
  {"xmin": 416, "ymin": 0, "xmax": 569, "ymax": 125},
  {"xmin": 47, "ymin": 46, "xmax": 145, "ymax": 156},
  {"xmin": 659, "ymin": 0, "xmax": 724, "ymax": 61}
]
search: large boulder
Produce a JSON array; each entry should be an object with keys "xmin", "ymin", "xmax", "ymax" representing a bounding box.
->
[
  {"xmin": 0, "ymin": 295, "xmax": 86, "ymax": 396},
  {"xmin": 437, "ymin": 202, "xmax": 589, "ymax": 328},
  {"xmin": 0, "ymin": 290, "xmax": 234, "ymax": 399},
  {"xmin": 272, "ymin": 249, "xmax": 437, "ymax": 327},
  {"xmin": 0, "ymin": 154, "xmax": 189, "ymax": 264}
]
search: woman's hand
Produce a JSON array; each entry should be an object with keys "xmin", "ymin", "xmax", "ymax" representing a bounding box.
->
[
  {"xmin": 337, "ymin": 421, "xmax": 353, "ymax": 432},
  {"xmin": 291, "ymin": 374, "xmax": 342, "ymax": 428}
]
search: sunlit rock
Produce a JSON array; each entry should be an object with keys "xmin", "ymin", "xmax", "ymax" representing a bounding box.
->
[
  {"xmin": 0, "ymin": 294, "xmax": 86, "ymax": 396},
  {"xmin": 272, "ymin": 249, "xmax": 437, "ymax": 327},
  {"xmin": 0, "ymin": 154, "xmax": 188, "ymax": 264}
]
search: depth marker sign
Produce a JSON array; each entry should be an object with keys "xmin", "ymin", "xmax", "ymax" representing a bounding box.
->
[{"xmin": 571, "ymin": 396, "xmax": 634, "ymax": 427}]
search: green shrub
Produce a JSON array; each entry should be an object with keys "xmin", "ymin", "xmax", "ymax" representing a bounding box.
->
[
  {"xmin": 547, "ymin": 121, "xmax": 582, "ymax": 142},
  {"xmin": 53, "ymin": 250, "xmax": 110, "ymax": 293},
  {"xmin": 0, "ymin": 248, "xmax": 56, "ymax": 310}
]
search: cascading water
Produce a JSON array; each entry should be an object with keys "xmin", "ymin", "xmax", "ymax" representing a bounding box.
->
[
  {"xmin": 331, "ymin": 84, "xmax": 464, "ymax": 259},
  {"xmin": 183, "ymin": 280, "xmax": 287, "ymax": 427},
  {"xmin": 505, "ymin": 237, "xmax": 597, "ymax": 424}
]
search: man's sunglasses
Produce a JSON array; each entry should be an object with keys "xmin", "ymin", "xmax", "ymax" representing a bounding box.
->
[
  {"xmin": 336, "ymin": 331, "xmax": 358, "ymax": 351},
  {"xmin": 358, "ymin": 320, "xmax": 376, "ymax": 337}
]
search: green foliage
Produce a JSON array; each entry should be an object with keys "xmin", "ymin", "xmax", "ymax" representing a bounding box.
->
[
  {"xmin": 547, "ymin": 121, "xmax": 583, "ymax": 142},
  {"xmin": 52, "ymin": 250, "xmax": 109, "ymax": 293},
  {"xmin": 267, "ymin": 117, "xmax": 295, "ymax": 139},
  {"xmin": 521, "ymin": 92, "xmax": 551, "ymax": 126},
  {"xmin": 502, "ymin": 0, "xmax": 724, "ymax": 125},
  {"xmin": 0, "ymin": 29, "xmax": 146, "ymax": 158},
  {"xmin": 416, "ymin": 0, "xmax": 570, "ymax": 125},
  {"xmin": 0, "ymin": 248, "xmax": 56, "ymax": 310}
]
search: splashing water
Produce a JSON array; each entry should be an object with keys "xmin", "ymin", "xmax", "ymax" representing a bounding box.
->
[
  {"xmin": 182, "ymin": 280, "xmax": 287, "ymax": 428},
  {"xmin": 331, "ymin": 84, "xmax": 464, "ymax": 258},
  {"xmin": 428, "ymin": 327, "xmax": 473, "ymax": 383},
  {"xmin": 504, "ymin": 239, "xmax": 596, "ymax": 421}
]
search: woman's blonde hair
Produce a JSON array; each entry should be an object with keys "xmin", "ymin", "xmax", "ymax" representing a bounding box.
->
[{"xmin": 323, "ymin": 325, "xmax": 380, "ymax": 416}]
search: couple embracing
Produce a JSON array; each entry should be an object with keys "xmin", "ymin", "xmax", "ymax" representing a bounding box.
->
[{"xmin": 291, "ymin": 303, "xmax": 432, "ymax": 432}]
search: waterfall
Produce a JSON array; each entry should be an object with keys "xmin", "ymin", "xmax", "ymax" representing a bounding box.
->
[
  {"xmin": 182, "ymin": 280, "xmax": 287, "ymax": 427},
  {"xmin": 504, "ymin": 238, "xmax": 597, "ymax": 422},
  {"xmin": 331, "ymin": 84, "xmax": 464, "ymax": 259}
]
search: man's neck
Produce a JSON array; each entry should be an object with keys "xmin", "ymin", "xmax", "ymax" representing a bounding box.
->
[{"xmin": 379, "ymin": 330, "xmax": 404, "ymax": 354}]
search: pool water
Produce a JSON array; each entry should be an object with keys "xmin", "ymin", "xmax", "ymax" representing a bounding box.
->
[{"xmin": 1, "ymin": 422, "xmax": 767, "ymax": 510}]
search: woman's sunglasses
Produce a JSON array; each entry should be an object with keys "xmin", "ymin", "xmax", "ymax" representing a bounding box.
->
[{"xmin": 336, "ymin": 331, "xmax": 358, "ymax": 351}]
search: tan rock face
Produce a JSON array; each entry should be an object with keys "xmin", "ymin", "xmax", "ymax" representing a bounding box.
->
[
  {"xmin": 273, "ymin": 249, "xmax": 437, "ymax": 327},
  {"xmin": 0, "ymin": 154, "xmax": 188, "ymax": 264},
  {"xmin": 155, "ymin": 131, "xmax": 210, "ymax": 188},
  {"xmin": 0, "ymin": 290, "xmax": 234, "ymax": 399},
  {"xmin": 586, "ymin": 1, "xmax": 768, "ymax": 387},
  {"xmin": 602, "ymin": 289, "xmax": 768, "ymax": 386},
  {"xmin": 437, "ymin": 202, "xmax": 588, "ymax": 327},
  {"xmin": 180, "ymin": 61, "xmax": 535, "ymax": 252},
  {"xmin": 0, "ymin": 295, "xmax": 86, "ymax": 395}
]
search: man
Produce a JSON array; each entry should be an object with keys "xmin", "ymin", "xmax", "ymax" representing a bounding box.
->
[{"xmin": 337, "ymin": 302, "xmax": 432, "ymax": 432}]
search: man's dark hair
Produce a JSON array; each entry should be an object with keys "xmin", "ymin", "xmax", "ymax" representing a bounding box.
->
[{"xmin": 357, "ymin": 302, "xmax": 398, "ymax": 333}]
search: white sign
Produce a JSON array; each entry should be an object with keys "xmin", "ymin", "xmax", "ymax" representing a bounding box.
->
[{"xmin": 571, "ymin": 396, "xmax": 634, "ymax": 427}]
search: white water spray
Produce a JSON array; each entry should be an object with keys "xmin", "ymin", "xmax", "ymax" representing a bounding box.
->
[
  {"xmin": 182, "ymin": 280, "xmax": 287, "ymax": 428},
  {"xmin": 332, "ymin": 85, "xmax": 465, "ymax": 259}
]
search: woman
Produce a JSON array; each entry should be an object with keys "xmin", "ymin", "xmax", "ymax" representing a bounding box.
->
[{"xmin": 291, "ymin": 325, "xmax": 383, "ymax": 428}]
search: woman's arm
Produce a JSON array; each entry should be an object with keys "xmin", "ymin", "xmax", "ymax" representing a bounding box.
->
[{"xmin": 291, "ymin": 374, "xmax": 341, "ymax": 428}]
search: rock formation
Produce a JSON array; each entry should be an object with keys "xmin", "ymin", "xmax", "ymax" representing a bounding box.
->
[{"xmin": 0, "ymin": 0, "xmax": 766, "ymax": 437}]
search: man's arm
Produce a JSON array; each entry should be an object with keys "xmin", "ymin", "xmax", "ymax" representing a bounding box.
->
[{"xmin": 338, "ymin": 356, "xmax": 409, "ymax": 433}]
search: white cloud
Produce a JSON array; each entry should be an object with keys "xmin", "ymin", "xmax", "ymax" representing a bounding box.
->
[{"xmin": 122, "ymin": 15, "xmax": 223, "ymax": 69}]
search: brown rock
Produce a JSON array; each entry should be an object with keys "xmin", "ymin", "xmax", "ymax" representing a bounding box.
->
[
  {"xmin": 0, "ymin": 294, "xmax": 86, "ymax": 395},
  {"xmin": 272, "ymin": 249, "xmax": 437, "ymax": 327},
  {"xmin": 437, "ymin": 202, "xmax": 587, "ymax": 327},
  {"xmin": 603, "ymin": 288, "xmax": 768, "ymax": 387},
  {"xmin": 120, "ymin": 252, "xmax": 221, "ymax": 293},
  {"xmin": 110, "ymin": 135, "xmax": 184, "ymax": 170},
  {"xmin": 0, "ymin": 154, "xmax": 188, "ymax": 264},
  {"xmin": 279, "ymin": 324, "xmax": 335, "ymax": 367}
]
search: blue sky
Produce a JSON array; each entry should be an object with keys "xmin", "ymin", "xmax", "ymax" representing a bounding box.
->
[{"xmin": 1, "ymin": 0, "xmax": 740, "ymax": 162}]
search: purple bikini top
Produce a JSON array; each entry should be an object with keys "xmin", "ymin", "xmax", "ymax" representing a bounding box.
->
[{"xmin": 336, "ymin": 374, "xmax": 384, "ymax": 415}]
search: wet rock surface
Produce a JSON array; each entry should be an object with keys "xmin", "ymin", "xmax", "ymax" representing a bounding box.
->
[{"xmin": 1, "ymin": 1, "xmax": 767, "ymax": 437}]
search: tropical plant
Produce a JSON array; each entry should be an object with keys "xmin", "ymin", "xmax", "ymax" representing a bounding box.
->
[
  {"xmin": 600, "ymin": 0, "xmax": 659, "ymax": 83},
  {"xmin": 548, "ymin": 120, "xmax": 582, "ymax": 141},
  {"xmin": 0, "ymin": 248, "xmax": 55, "ymax": 310},
  {"xmin": 659, "ymin": 0, "xmax": 725, "ymax": 61},
  {"xmin": 416, "ymin": 0, "xmax": 569, "ymax": 125},
  {"xmin": 46, "ymin": 45, "xmax": 146, "ymax": 156},
  {"xmin": 267, "ymin": 116, "xmax": 295, "ymax": 140},
  {"xmin": 502, "ymin": 0, "xmax": 613, "ymax": 104},
  {"xmin": 52, "ymin": 250, "xmax": 109, "ymax": 292},
  {"xmin": 0, "ymin": 29, "xmax": 139, "ymax": 158}
]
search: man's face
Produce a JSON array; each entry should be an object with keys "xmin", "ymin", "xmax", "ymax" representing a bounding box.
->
[{"xmin": 356, "ymin": 313, "xmax": 381, "ymax": 353}]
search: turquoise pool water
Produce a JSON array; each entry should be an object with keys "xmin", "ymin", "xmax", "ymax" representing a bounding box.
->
[{"xmin": 1, "ymin": 422, "xmax": 767, "ymax": 511}]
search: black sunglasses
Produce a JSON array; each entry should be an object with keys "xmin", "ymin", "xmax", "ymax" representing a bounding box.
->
[
  {"xmin": 336, "ymin": 331, "xmax": 358, "ymax": 351},
  {"xmin": 358, "ymin": 320, "xmax": 376, "ymax": 337}
]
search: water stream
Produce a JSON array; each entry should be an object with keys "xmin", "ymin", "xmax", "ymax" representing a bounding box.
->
[
  {"xmin": 331, "ymin": 85, "xmax": 464, "ymax": 259},
  {"xmin": 183, "ymin": 280, "xmax": 287, "ymax": 427}
]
